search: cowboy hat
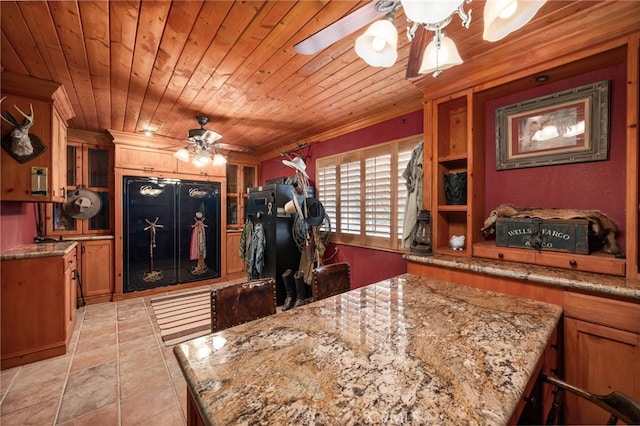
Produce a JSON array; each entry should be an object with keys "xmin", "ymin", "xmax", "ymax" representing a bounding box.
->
[
  {"xmin": 282, "ymin": 156, "xmax": 308, "ymax": 178},
  {"xmin": 304, "ymin": 197, "xmax": 325, "ymax": 227}
]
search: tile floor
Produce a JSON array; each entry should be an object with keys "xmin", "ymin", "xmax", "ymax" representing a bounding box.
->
[{"xmin": 0, "ymin": 286, "xmax": 214, "ymax": 426}]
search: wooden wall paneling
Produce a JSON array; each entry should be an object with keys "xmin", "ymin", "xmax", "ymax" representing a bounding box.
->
[
  {"xmin": 422, "ymin": 100, "xmax": 433, "ymax": 209},
  {"xmin": 133, "ymin": 1, "xmax": 204, "ymax": 135},
  {"xmin": 48, "ymin": 1, "xmax": 99, "ymax": 131},
  {"xmin": 150, "ymin": 1, "xmax": 230, "ymax": 136},
  {"xmin": 78, "ymin": 1, "xmax": 112, "ymax": 131},
  {"xmin": 109, "ymin": 1, "xmax": 139, "ymax": 132},
  {"xmin": 0, "ymin": 2, "xmax": 52, "ymax": 81},
  {"xmin": 122, "ymin": 1, "xmax": 171, "ymax": 134},
  {"xmin": 626, "ymin": 33, "xmax": 640, "ymax": 279},
  {"xmin": 198, "ymin": 1, "xmax": 297, "ymax": 111},
  {"xmin": 0, "ymin": 31, "xmax": 28, "ymax": 75},
  {"xmin": 205, "ymin": 1, "xmax": 365, "ymax": 136},
  {"xmin": 159, "ymin": 1, "xmax": 264, "ymax": 138},
  {"xmin": 15, "ymin": 1, "xmax": 81, "ymax": 127}
]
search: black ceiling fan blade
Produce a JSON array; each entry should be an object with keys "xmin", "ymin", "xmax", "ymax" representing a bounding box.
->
[
  {"xmin": 294, "ymin": 1, "xmax": 384, "ymax": 55},
  {"xmin": 406, "ymin": 25, "xmax": 428, "ymax": 79}
]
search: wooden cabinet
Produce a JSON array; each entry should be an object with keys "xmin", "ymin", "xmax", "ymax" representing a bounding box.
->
[
  {"xmin": 430, "ymin": 90, "xmax": 483, "ymax": 256},
  {"xmin": 1, "ymin": 245, "xmax": 78, "ymax": 369},
  {"xmin": 513, "ymin": 327, "xmax": 560, "ymax": 424},
  {"xmin": 44, "ymin": 129, "xmax": 114, "ymax": 236},
  {"xmin": 473, "ymin": 241, "xmax": 626, "ymax": 276},
  {"xmin": 77, "ymin": 239, "xmax": 114, "ymax": 304},
  {"xmin": 407, "ymin": 258, "xmax": 639, "ymax": 423},
  {"xmin": 115, "ymin": 144, "xmax": 177, "ymax": 173},
  {"xmin": 0, "ymin": 72, "xmax": 74, "ymax": 202},
  {"xmin": 110, "ymin": 130, "xmax": 226, "ymax": 177},
  {"xmin": 226, "ymin": 231, "xmax": 245, "ymax": 274},
  {"xmin": 563, "ymin": 292, "xmax": 640, "ymax": 425},
  {"xmin": 226, "ymin": 161, "xmax": 258, "ymax": 228},
  {"xmin": 41, "ymin": 129, "xmax": 115, "ymax": 304}
]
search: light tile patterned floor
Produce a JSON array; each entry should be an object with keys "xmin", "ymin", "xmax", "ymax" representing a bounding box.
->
[{"xmin": 0, "ymin": 289, "xmax": 206, "ymax": 426}]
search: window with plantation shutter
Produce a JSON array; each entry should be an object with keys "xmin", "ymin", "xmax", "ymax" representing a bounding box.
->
[
  {"xmin": 316, "ymin": 135, "xmax": 422, "ymax": 251},
  {"xmin": 365, "ymin": 154, "xmax": 392, "ymax": 238},
  {"xmin": 339, "ymin": 160, "xmax": 361, "ymax": 235},
  {"xmin": 317, "ymin": 162, "xmax": 337, "ymax": 234}
]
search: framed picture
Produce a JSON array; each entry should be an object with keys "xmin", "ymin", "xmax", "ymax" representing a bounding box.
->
[{"xmin": 495, "ymin": 80, "xmax": 610, "ymax": 170}]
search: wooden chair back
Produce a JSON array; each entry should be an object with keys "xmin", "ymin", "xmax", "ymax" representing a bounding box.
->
[
  {"xmin": 312, "ymin": 262, "xmax": 351, "ymax": 302},
  {"xmin": 211, "ymin": 278, "xmax": 276, "ymax": 332}
]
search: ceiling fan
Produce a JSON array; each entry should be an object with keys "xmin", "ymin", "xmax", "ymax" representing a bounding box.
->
[
  {"xmin": 294, "ymin": 0, "xmax": 547, "ymax": 79},
  {"xmin": 174, "ymin": 116, "xmax": 254, "ymax": 167},
  {"xmin": 186, "ymin": 116, "xmax": 253, "ymax": 153}
]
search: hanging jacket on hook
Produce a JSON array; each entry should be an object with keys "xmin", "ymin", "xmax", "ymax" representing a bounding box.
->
[{"xmin": 247, "ymin": 222, "xmax": 266, "ymax": 278}]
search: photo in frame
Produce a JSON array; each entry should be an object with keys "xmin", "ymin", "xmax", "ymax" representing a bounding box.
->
[{"xmin": 495, "ymin": 80, "xmax": 610, "ymax": 170}]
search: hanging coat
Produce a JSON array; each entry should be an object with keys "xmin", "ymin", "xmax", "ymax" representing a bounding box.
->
[
  {"xmin": 239, "ymin": 218, "xmax": 253, "ymax": 272},
  {"xmin": 248, "ymin": 222, "xmax": 266, "ymax": 278},
  {"xmin": 402, "ymin": 140, "xmax": 424, "ymax": 248}
]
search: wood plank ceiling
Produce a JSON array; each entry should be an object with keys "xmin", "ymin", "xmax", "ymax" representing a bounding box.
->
[{"xmin": 0, "ymin": 0, "xmax": 621, "ymax": 158}]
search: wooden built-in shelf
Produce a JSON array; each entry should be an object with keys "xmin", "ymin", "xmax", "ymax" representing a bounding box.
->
[{"xmin": 473, "ymin": 241, "xmax": 626, "ymax": 277}]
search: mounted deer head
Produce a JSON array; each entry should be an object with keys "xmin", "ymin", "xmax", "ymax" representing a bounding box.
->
[{"xmin": 0, "ymin": 97, "xmax": 35, "ymax": 157}]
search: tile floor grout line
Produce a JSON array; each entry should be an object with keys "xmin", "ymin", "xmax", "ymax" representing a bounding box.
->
[
  {"xmin": 0, "ymin": 366, "xmax": 22, "ymax": 407},
  {"xmin": 53, "ymin": 305, "xmax": 86, "ymax": 425}
]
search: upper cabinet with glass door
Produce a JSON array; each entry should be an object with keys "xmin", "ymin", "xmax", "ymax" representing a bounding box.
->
[
  {"xmin": 45, "ymin": 130, "xmax": 114, "ymax": 236},
  {"xmin": 226, "ymin": 161, "xmax": 257, "ymax": 228}
]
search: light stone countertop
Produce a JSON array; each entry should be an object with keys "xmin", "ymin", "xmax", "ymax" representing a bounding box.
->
[
  {"xmin": 1, "ymin": 241, "xmax": 77, "ymax": 260},
  {"xmin": 174, "ymin": 273, "xmax": 562, "ymax": 425},
  {"xmin": 404, "ymin": 253, "xmax": 640, "ymax": 302}
]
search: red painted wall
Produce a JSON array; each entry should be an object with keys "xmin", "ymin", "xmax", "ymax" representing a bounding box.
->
[
  {"xmin": 484, "ymin": 63, "xmax": 627, "ymax": 252},
  {"xmin": 261, "ymin": 110, "xmax": 424, "ymax": 288},
  {"xmin": 0, "ymin": 202, "xmax": 38, "ymax": 252}
]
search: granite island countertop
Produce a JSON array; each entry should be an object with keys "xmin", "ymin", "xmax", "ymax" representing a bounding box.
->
[
  {"xmin": 1, "ymin": 241, "xmax": 77, "ymax": 260},
  {"xmin": 174, "ymin": 273, "xmax": 562, "ymax": 425},
  {"xmin": 404, "ymin": 253, "xmax": 640, "ymax": 302}
]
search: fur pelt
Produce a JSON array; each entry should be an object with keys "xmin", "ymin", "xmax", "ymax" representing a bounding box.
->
[{"xmin": 481, "ymin": 203, "xmax": 620, "ymax": 255}]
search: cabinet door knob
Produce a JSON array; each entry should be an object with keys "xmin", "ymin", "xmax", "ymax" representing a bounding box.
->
[
  {"xmin": 498, "ymin": 252, "xmax": 504, "ymax": 259},
  {"xmin": 569, "ymin": 259, "xmax": 577, "ymax": 267}
]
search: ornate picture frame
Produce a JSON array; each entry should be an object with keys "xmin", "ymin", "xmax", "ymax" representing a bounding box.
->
[{"xmin": 495, "ymin": 80, "xmax": 610, "ymax": 170}]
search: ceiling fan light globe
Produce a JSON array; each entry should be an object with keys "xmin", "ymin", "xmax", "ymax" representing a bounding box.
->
[
  {"xmin": 213, "ymin": 153, "xmax": 227, "ymax": 166},
  {"xmin": 174, "ymin": 147, "xmax": 190, "ymax": 162},
  {"xmin": 483, "ymin": 0, "xmax": 547, "ymax": 42},
  {"xmin": 418, "ymin": 33, "xmax": 463, "ymax": 75},
  {"xmin": 192, "ymin": 149, "xmax": 210, "ymax": 167},
  {"xmin": 355, "ymin": 19, "xmax": 398, "ymax": 67},
  {"xmin": 401, "ymin": 0, "xmax": 463, "ymax": 24}
]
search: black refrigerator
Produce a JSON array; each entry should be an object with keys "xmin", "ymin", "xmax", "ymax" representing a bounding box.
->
[
  {"xmin": 123, "ymin": 176, "xmax": 221, "ymax": 293},
  {"xmin": 246, "ymin": 184, "xmax": 302, "ymax": 305}
]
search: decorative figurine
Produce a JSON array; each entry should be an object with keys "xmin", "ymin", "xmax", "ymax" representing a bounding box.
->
[{"xmin": 450, "ymin": 235, "xmax": 465, "ymax": 251}]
